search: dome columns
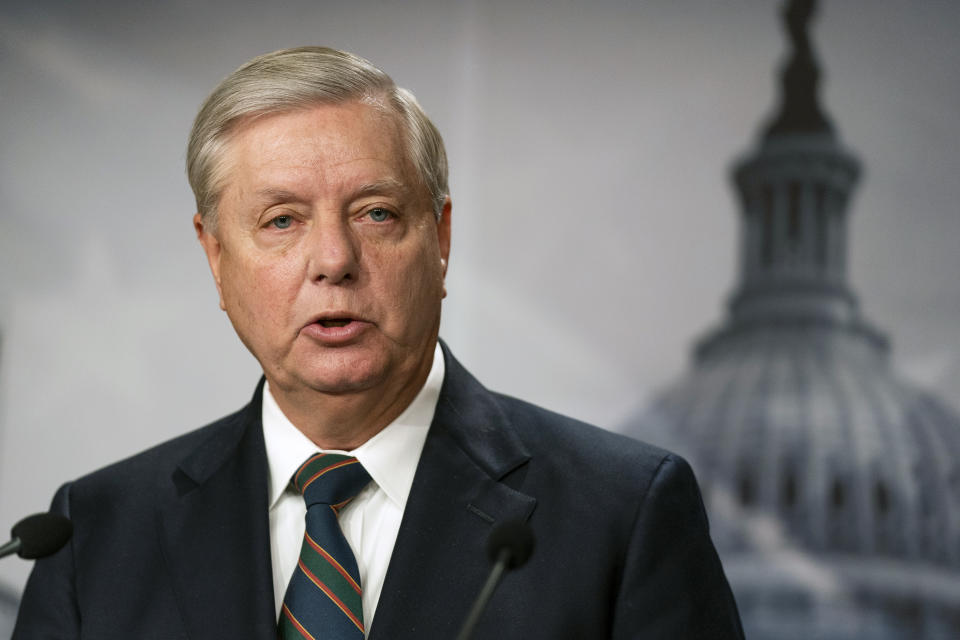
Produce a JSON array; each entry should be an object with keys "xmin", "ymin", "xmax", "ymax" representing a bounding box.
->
[{"xmin": 729, "ymin": 135, "xmax": 861, "ymax": 327}]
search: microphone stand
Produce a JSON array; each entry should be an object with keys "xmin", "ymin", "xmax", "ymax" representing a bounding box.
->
[
  {"xmin": 0, "ymin": 538, "xmax": 22, "ymax": 560},
  {"xmin": 454, "ymin": 548, "xmax": 511, "ymax": 640}
]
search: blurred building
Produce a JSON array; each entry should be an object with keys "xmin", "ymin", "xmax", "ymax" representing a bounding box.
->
[{"xmin": 627, "ymin": 1, "xmax": 960, "ymax": 638}]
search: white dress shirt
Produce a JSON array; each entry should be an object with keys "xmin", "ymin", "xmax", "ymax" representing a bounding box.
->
[{"xmin": 263, "ymin": 343, "xmax": 444, "ymax": 634}]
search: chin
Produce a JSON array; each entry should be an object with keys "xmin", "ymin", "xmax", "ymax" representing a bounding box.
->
[
  {"xmin": 296, "ymin": 356, "xmax": 390, "ymax": 396},
  {"xmin": 303, "ymin": 373, "xmax": 384, "ymax": 395},
  {"xmin": 276, "ymin": 339, "xmax": 427, "ymax": 396}
]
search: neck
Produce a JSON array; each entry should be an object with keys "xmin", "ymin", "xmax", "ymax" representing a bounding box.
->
[{"xmin": 266, "ymin": 349, "xmax": 436, "ymax": 451}]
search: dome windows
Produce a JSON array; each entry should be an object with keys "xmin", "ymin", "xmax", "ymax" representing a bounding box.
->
[{"xmin": 830, "ymin": 477, "xmax": 846, "ymax": 511}]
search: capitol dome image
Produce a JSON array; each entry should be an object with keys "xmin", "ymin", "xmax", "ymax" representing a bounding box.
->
[{"xmin": 627, "ymin": 1, "xmax": 960, "ymax": 637}]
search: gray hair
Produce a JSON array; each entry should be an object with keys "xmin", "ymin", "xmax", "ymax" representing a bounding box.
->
[{"xmin": 186, "ymin": 46, "xmax": 448, "ymax": 230}]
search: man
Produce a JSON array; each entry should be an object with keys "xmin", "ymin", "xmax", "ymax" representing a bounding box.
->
[{"xmin": 14, "ymin": 47, "xmax": 743, "ymax": 639}]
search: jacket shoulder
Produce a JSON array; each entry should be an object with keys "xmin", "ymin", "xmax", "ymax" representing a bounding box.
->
[
  {"xmin": 488, "ymin": 390, "xmax": 685, "ymax": 499},
  {"xmin": 67, "ymin": 404, "xmax": 250, "ymax": 500},
  {"xmin": 490, "ymin": 391, "xmax": 673, "ymax": 462}
]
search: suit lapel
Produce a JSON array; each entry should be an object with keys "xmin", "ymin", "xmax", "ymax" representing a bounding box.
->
[
  {"xmin": 151, "ymin": 348, "xmax": 533, "ymax": 639},
  {"xmin": 369, "ymin": 347, "xmax": 536, "ymax": 639},
  {"xmin": 157, "ymin": 382, "xmax": 277, "ymax": 639}
]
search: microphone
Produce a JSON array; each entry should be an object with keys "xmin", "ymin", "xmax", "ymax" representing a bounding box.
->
[
  {"xmin": 454, "ymin": 520, "xmax": 535, "ymax": 640},
  {"xmin": 0, "ymin": 513, "xmax": 73, "ymax": 560}
]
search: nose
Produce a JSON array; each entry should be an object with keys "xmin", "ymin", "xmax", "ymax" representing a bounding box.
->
[{"xmin": 306, "ymin": 217, "xmax": 359, "ymax": 284}]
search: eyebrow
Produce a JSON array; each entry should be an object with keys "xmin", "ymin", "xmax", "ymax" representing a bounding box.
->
[
  {"xmin": 353, "ymin": 178, "xmax": 408, "ymax": 198},
  {"xmin": 253, "ymin": 188, "xmax": 305, "ymax": 206},
  {"xmin": 252, "ymin": 179, "xmax": 408, "ymax": 205}
]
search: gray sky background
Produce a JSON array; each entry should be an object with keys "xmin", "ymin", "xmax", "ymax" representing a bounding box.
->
[{"xmin": 1, "ymin": 0, "xmax": 958, "ymax": 591}]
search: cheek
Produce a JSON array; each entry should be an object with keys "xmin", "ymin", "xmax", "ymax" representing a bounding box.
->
[
  {"xmin": 221, "ymin": 252, "xmax": 302, "ymax": 319},
  {"xmin": 378, "ymin": 246, "xmax": 444, "ymax": 326}
]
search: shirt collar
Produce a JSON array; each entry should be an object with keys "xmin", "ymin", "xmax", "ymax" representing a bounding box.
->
[{"xmin": 263, "ymin": 342, "xmax": 444, "ymax": 511}]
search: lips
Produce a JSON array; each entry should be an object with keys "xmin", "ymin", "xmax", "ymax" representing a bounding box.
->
[
  {"xmin": 306, "ymin": 311, "xmax": 366, "ymax": 327},
  {"xmin": 301, "ymin": 313, "xmax": 372, "ymax": 345}
]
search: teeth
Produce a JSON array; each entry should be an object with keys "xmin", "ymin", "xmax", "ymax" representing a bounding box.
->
[{"xmin": 320, "ymin": 319, "xmax": 350, "ymax": 328}]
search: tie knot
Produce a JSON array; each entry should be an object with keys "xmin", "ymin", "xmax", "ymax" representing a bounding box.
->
[{"xmin": 292, "ymin": 453, "xmax": 371, "ymax": 508}]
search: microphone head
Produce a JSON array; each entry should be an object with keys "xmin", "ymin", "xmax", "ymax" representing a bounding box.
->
[
  {"xmin": 486, "ymin": 520, "xmax": 534, "ymax": 570},
  {"xmin": 11, "ymin": 513, "xmax": 73, "ymax": 560}
]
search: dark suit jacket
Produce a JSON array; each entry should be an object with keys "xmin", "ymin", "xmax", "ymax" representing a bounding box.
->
[{"xmin": 14, "ymin": 346, "xmax": 743, "ymax": 639}]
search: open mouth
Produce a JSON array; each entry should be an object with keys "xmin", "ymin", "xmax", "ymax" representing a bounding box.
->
[
  {"xmin": 303, "ymin": 315, "xmax": 367, "ymax": 342},
  {"xmin": 317, "ymin": 318, "xmax": 352, "ymax": 328}
]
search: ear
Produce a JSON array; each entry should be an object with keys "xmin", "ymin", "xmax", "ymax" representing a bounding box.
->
[
  {"xmin": 437, "ymin": 197, "xmax": 452, "ymax": 298},
  {"xmin": 194, "ymin": 213, "xmax": 226, "ymax": 310}
]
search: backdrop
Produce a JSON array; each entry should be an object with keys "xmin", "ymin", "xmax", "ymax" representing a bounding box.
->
[{"xmin": 1, "ymin": 0, "xmax": 958, "ymax": 595}]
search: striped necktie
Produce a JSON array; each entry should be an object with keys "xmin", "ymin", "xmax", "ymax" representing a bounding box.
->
[{"xmin": 279, "ymin": 453, "xmax": 371, "ymax": 639}]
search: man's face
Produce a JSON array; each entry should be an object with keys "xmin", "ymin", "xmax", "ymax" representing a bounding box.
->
[{"xmin": 196, "ymin": 101, "xmax": 450, "ymax": 400}]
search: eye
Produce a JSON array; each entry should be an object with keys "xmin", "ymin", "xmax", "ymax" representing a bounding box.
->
[
  {"xmin": 367, "ymin": 207, "xmax": 393, "ymax": 223},
  {"xmin": 271, "ymin": 215, "xmax": 293, "ymax": 229}
]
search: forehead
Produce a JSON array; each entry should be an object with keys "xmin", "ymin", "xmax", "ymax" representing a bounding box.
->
[{"xmin": 219, "ymin": 101, "xmax": 414, "ymax": 200}]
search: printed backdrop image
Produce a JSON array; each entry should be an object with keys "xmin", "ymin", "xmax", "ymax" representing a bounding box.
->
[{"xmin": 1, "ymin": 1, "xmax": 958, "ymax": 637}]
